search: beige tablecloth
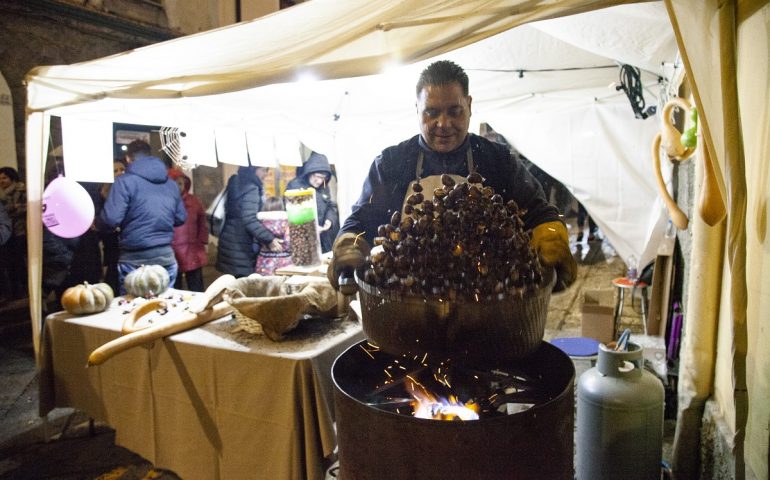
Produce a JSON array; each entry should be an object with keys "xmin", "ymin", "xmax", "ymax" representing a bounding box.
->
[{"xmin": 39, "ymin": 291, "xmax": 364, "ymax": 480}]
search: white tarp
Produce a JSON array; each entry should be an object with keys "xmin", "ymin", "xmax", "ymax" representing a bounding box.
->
[
  {"xmin": 24, "ymin": 0, "xmax": 684, "ymax": 356},
  {"xmin": 26, "ymin": 2, "xmax": 680, "ymax": 271},
  {"xmin": 23, "ymin": 1, "xmax": 683, "ymax": 373}
]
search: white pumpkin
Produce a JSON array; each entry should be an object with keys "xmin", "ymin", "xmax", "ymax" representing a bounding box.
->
[
  {"xmin": 61, "ymin": 282, "xmax": 114, "ymax": 315},
  {"xmin": 124, "ymin": 265, "xmax": 170, "ymax": 298}
]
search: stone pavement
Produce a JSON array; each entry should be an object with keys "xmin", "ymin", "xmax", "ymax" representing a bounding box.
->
[{"xmin": 0, "ymin": 226, "xmax": 670, "ymax": 479}]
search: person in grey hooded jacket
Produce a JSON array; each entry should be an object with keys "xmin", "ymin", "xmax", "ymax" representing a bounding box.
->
[{"xmin": 98, "ymin": 140, "xmax": 186, "ymax": 293}]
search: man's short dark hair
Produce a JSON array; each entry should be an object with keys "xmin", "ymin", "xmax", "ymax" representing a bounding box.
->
[
  {"xmin": 416, "ymin": 60, "xmax": 469, "ymax": 97},
  {"xmin": 126, "ymin": 139, "xmax": 152, "ymax": 159}
]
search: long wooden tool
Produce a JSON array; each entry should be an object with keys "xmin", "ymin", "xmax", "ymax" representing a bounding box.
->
[
  {"xmin": 87, "ymin": 300, "xmax": 233, "ymax": 367},
  {"xmin": 652, "ymin": 133, "xmax": 690, "ymax": 230}
]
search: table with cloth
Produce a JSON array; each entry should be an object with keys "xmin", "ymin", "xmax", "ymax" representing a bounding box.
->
[{"xmin": 39, "ymin": 290, "xmax": 365, "ymax": 480}]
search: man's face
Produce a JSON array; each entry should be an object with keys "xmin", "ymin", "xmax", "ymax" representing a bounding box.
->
[
  {"xmin": 113, "ymin": 162, "xmax": 126, "ymax": 177},
  {"xmin": 0, "ymin": 173, "xmax": 11, "ymax": 190},
  {"xmin": 417, "ymin": 82, "xmax": 472, "ymax": 153},
  {"xmin": 255, "ymin": 167, "xmax": 269, "ymax": 181}
]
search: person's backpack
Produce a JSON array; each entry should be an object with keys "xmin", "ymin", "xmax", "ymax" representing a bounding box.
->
[{"xmin": 206, "ymin": 184, "xmax": 228, "ymax": 237}]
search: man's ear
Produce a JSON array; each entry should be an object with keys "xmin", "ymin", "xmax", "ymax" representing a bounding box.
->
[{"xmin": 467, "ymin": 95, "xmax": 473, "ymax": 115}]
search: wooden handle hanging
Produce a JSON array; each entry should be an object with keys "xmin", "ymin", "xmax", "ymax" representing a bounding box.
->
[
  {"xmin": 652, "ymin": 133, "xmax": 689, "ymax": 230},
  {"xmin": 661, "ymin": 97, "xmax": 696, "ymax": 162},
  {"xmin": 698, "ymin": 140, "xmax": 727, "ymax": 226}
]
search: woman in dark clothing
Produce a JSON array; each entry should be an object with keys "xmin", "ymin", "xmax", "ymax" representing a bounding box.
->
[
  {"xmin": 215, "ymin": 166, "xmax": 282, "ymax": 277},
  {"xmin": 99, "ymin": 159, "xmax": 127, "ymax": 293},
  {"xmin": 286, "ymin": 152, "xmax": 340, "ymax": 253},
  {"xmin": 0, "ymin": 167, "xmax": 27, "ymax": 299}
]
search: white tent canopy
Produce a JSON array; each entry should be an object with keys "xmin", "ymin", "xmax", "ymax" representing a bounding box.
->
[
  {"xmin": 25, "ymin": 0, "xmax": 683, "ymax": 372},
  {"xmin": 27, "ymin": 1, "xmax": 680, "ymax": 272}
]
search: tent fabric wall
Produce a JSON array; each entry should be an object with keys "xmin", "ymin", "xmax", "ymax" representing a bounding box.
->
[
  {"xmin": 23, "ymin": 1, "xmax": 770, "ymax": 476},
  {"xmin": 735, "ymin": 2, "xmax": 770, "ymax": 478},
  {"xmin": 666, "ymin": 0, "xmax": 768, "ymax": 478}
]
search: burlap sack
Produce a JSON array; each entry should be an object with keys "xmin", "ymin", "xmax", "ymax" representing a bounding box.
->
[{"xmin": 220, "ymin": 274, "xmax": 338, "ymax": 341}]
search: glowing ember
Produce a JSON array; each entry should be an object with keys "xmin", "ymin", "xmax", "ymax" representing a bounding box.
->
[{"xmin": 407, "ymin": 377, "xmax": 479, "ymax": 421}]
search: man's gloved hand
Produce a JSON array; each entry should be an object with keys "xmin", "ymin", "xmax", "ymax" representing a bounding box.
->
[
  {"xmin": 530, "ymin": 221, "xmax": 577, "ymax": 292},
  {"xmin": 327, "ymin": 232, "xmax": 371, "ymax": 293}
]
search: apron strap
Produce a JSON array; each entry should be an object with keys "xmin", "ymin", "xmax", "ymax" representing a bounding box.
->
[{"xmin": 415, "ymin": 147, "xmax": 475, "ymax": 180}]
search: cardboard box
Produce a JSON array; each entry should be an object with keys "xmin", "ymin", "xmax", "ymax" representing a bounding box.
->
[{"xmin": 581, "ymin": 289, "xmax": 615, "ymax": 344}]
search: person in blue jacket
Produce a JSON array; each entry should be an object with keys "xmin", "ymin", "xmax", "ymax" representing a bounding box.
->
[
  {"xmin": 215, "ymin": 165, "xmax": 282, "ymax": 278},
  {"xmin": 98, "ymin": 140, "xmax": 186, "ymax": 293},
  {"xmin": 329, "ymin": 60, "xmax": 577, "ymax": 292}
]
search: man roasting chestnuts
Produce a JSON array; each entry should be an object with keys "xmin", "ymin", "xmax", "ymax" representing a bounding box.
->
[{"xmin": 328, "ymin": 60, "xmax": 576, "ymax": 293}]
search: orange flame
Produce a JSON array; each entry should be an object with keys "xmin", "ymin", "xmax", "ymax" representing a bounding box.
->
[{"xmin": 407, "ymin": 376, "xmax": 479, "ymax": 421}]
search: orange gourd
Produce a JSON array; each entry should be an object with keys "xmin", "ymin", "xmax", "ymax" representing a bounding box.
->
[{"xmin": 61, "ymin": 282, "xmax": 114, "ymax": 315}]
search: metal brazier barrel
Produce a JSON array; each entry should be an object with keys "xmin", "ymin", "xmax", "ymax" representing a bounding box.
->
[
  {"xmin": 333, "ymin": 340, "xmax": 575, "ymax": 480},
  {"xmin": 355, "ymin": 267, "xmax": 554, "ymax": 367}
]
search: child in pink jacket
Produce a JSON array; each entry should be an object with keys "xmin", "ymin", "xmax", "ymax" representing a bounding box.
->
[{"xmin": 169, "ymin": 169, "xmax": 208, "ymax": 291}]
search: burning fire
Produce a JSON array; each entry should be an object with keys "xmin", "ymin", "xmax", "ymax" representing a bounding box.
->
[{"xmin": 407, "ymin": 376, "xmax": 479, "ymax": 421}]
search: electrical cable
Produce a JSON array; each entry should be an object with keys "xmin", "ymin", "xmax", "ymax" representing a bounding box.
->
[{"xmin": 616, "ymin": 64, "xmax": 656, "ymax": 119}]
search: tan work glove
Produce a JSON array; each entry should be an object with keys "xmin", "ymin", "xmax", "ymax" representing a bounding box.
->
[
  {"xmin": 530, "ymin": 221, "xmax": 577, "ymax": 292},
  {"xmin": 327, "ymin": 232, "xmax": 371, "ymax": 293}
]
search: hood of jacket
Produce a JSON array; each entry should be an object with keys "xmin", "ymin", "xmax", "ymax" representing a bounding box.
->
[
  {"xmin": 236, "ymin": 165, "xmax": 264, "ymax": 190},
  {"xmin": 127, "ymin": 155, "xmax": 169, "ymax": 184},
  {"xmin": 302, "ymin": 152, "xmax": 332, "ymax": 180},
  {"xmin": 168, "ymin": 168, "xmax": 191, "ymax": 195}
]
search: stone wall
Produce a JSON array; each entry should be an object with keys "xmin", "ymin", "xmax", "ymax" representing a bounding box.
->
[
  {"xmin": 0, "ymin": 0, "xmax": 177, "ymax": 175},
  {"xmin": 701, "ymin": 399, "xmax": 739, "ymax": 479}
]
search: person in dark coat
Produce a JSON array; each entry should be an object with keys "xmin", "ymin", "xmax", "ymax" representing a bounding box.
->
[
  {"xmin": 0, "ymin": 203, "xmax": 10, "ymax": 247},
  {"xmin": 0, "ymin": 166, "xmax": 27, "ymax": 300},
  {"xmin": 99, "ymin": 159, "xmax": 127, "ymax": 293},
  {"xmin": 215, "ymin": 165, "xmax": 282, "ymax": 278},
  {"xmin": 64, "ymin": 181, "xmax": 104, "ymax": 288},
  {"xmin": 97, "ymin": 140, "xmax": 187, "ymax": 294},
  {"xmin": 286, "ymin": 152, "xmax": 340, "ymax": 253}
]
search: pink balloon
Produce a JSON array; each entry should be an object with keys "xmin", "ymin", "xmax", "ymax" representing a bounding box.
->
[{"xmin": 42, "ymin": 176, "xmax": 95, "ymax": 238}]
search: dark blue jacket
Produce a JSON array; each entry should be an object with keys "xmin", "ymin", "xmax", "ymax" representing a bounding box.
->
[
  {"xmin": 341, "ymin": 134, "xmax": 560, "ymax": 246},
  {"xmin": 215, "ymin": 166, "xmax": 275, "ymax": 277},
  {"xmin": 99, "ymin": 155, "xmax": 186, "ymax": 260}
]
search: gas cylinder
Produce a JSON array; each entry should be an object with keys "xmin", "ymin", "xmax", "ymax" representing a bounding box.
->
[{"xmin": 576, "ymin": 342, "xmax": 664, "ymax": 480}]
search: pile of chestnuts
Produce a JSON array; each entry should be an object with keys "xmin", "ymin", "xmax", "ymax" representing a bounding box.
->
[{"xmin": 362, "ymin": 172, "xmax": 545, "ymax": 301}]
